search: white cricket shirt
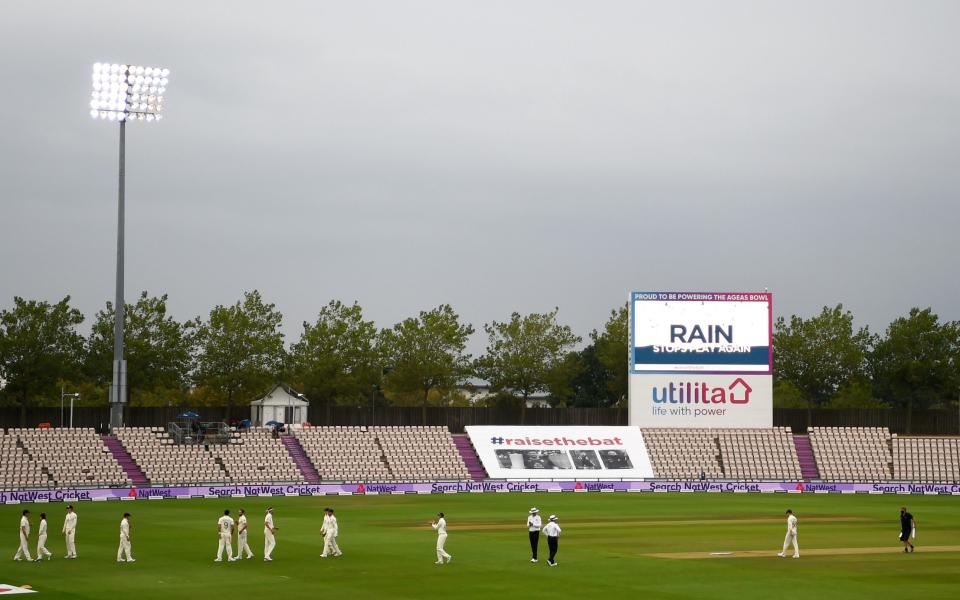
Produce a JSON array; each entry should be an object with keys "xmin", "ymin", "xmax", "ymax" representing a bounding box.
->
[
  {"xmin": 218, "ymin": 515, "xmax": 234, "ymax": 535},
  {"xmin": 264, "ymin": 513, "xmax": 274, "ymax": 533},
  {"xmin": 64, "ymin": 512, "xmax": 77, "ymax": 532},
  {"xmin": 542, "ymin": 522, "xmax": 562, "ymax": 537},
  {"xmin": 433, "ymin": 518, "xmax": 447, "ymax": 535},
  {"xmin": 527, "ymin": 515, "xmax": 542, "ymax": 532},
  {"xmin": 787, "ymin": 514, "xmax": 797, "ymax": 534},
  {"xmin": 19, "ymin": 516, "xmax": 30, "ymax": 536},
  {"xmin": 38, "ymin": 519, "xmax": 47, "ymax": 536},
  {"xmin": 237, "ymin": 515, "xmax": 247, "ymax": 533}
]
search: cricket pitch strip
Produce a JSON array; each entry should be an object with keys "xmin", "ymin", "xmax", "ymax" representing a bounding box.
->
[{"xmin": 645, "ymin": 545, "xmax": 960, "ymax": 559}]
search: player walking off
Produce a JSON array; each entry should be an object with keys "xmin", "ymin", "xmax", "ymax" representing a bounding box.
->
[
  {"xmin": 320, "ymin": 508, "xmax": 341, "ymax": 558},
  {"xmin": 777, "ymin": 509, "xmax": 799, "ymax": 559},
  {"xmin": 900, "ymin": 507, "xmax": 916, "ymax": 553},
  {"xmin": 117, "ymin": 513, "xmax": 135, "ymax": 562},
  {"xmin": 431, "ymin": 512, "xmax": 452, "ymax": 564},
  {"xmin": 233, "ymin": 509, "xmax": 253, "ymax": 560},
  {"xmin": 34, "ymin": 513, "xmax": 52, "ymax": 561},
  {"xmin": 527, "ymin": 508, "xmax": 542, "ymax": 563},
  {"xmin": 62, "ymin": 505, "xmax": 78, "ymax": 559},
  {"xmin": 215, "ymin": 509, "xmax": 235, "ymax": 562},
  {"xmin": 13, "ymin": 510, "xmax": 32, "ymax": 562},
  {"xmin": 543, "ymin": 515, "xmax": 561, "ymax": 566},
  {"xmin": 263, "ymin": 507, "xmax": 277, "ymax": 561}
]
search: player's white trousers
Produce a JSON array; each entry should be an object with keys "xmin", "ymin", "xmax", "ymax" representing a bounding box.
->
[
  {"xmin": 117, "ymin": 536, "xmax": 133, "ymax": 561},
  {"xmin": 36, "ymin": 534, "xmax": 52, "ymax": 558},
  {"xmin": 264, "ymin": 531, "xmax": 276, "ymax": 559},
  {"xmin": 65, "ymin": 530, "xmax": 77, "ymax": 557},
  {"xmin": 782, "ymin": 532, "xmax": 799, "ymax": 556},
  {"xmin": 217, "ymin": 534, "xmax": 233, "ymax": 560},
  {"xmin": 14, "ymin": 533, "xmax": 32, "ymax": 561},
  {"xmin": 436, "ymin": 533, "xmax": 451, "ymax": 561},
  {"xmin": 322, "ymin": 531, "xmax": 341, "ymax": 556},
  {"xmin": 236, "ymin": 531, "xmax": 253, "ymax": 558}
]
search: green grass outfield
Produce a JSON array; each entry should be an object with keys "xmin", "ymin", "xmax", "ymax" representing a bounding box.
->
[{"xmin": 2, "ymin": 492, "xmax": 958, "ymax": 599}]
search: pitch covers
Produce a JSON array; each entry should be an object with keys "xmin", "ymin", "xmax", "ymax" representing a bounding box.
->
[{"xmin": 0, "ymin": 584, "xmax": 37, "ymax": 594}]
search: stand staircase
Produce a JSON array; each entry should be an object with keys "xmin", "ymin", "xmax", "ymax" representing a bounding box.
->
[
  {"xmin": 453, "ymin": 434, "xmax": 487, "ymax": 481},
  {"xmin": 102, "ymin": 435, "xmax": 149, "ymax": 486},
  {"xmin": 281, "ymin": 435, "xmax": 321, "ymax": 484},
  {"xmin": 793, "ymin": 434, "xmax": 820, "ymax": 480}
]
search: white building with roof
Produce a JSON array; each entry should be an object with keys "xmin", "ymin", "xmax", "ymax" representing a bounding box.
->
[{"xmin": 250, "ymin": 384, "xmax": 309, "ymax": 426}]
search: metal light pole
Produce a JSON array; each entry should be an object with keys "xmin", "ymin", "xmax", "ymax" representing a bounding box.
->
[
  {"xmin": 89, "ymin": 62, "xmax": 170, "ymax": 431},
  {"xmin": 69, "ymin": 393, "xmax": 80, "ymax": 429},
  {"xmin": 61, "ymin": 390, "xmax": 80, "ymax": 429}
]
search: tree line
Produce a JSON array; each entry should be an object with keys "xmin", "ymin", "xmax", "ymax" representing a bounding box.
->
[
  {"xmin": 773, "ymin": 305, "xmax": 960, "ymax": 429},
  {"xmin": 0, "ymin": 292, "xmax": 615, "ymax": 424},
  {"xmin": 1, "ymin": 294, "xmax": 957, "ymax": 426}
]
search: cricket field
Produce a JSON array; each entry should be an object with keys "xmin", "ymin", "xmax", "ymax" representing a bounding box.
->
[{"xmin": 2, "ymin": 492, "xmax": 958, "ymax": 599}]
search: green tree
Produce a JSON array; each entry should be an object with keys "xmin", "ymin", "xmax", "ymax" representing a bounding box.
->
[
  {"xmin": 544, "ymin": 350, "xmax": 584, "ymax": 408},
  {"xmin": 870, "ymin": 308, "xmax": 960, "ymax": 432},
  {"xmin": 194, "ymin": 290, "xmax": 286, "ymax": 418},
  {"xmin": 289, "ymin": 300, "xmax": 379, "ymax": 408},
  {"xmin": 378, "ymin": 304, "xmax": 474, "ymax": 424},
  {"xmin": 772, "ymin": 379, "xmax": 808, "ymax": 409},
  {"xmin": 568, "ymin": 345, "xmax": 620, "ymax": 407},
  {"xmin": 591, "ymin": 304, "xmax": 629, "ymax": 406},
  {"xmin": 475, "ymin": 309, "xmax": 581, "ymax": 422},
  {"xmin": 85, "ymin": 292, "xmax": 196, "ymax": 406},
  {"xmin": 773, "ymin": 304, "xmax": 872, "ymax": 408},
  {"xmin": 0, "ymin": 296, "xmax": 86, "ymax": 425},
  {"xmin": 828, "ymin": 378, "xmax": 886, "ymax": 409}
]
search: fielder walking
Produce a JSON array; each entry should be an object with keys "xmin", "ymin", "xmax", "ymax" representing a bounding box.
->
[
  {"xmin": 527, "ymin": 507, "xmax": 542, "ymax": 563},
  {"xmin": 263, "ymin": 507, "xmax": 276, "ymax": 561},
  {"xmin": 320, "ymin": 508, "xmax": 341, "ymax": 558},
  {"xmin": 13, "ymin": 510, "xmax": 32, "ymax": 562},
  {"xmin": 215, "ymin": 509, "xmax": 235, "ymax": 562},
  {"xmin": 900, "ymin": 506, "xmax": 916, "ymax": 553},
  {"xmin": 431, "ymin": 512, "xmax": 452, "ymax": 564},
  {"xmin": 543, "ymin": 515, "xmax": 561, "ymax": 566},
  {"xmin": 117, "ymin": 513, "xmax": 135, "ymax": 563},
  {"xmin": 34, "ymin": 513, "xmax": 52, "ymax": 561},
  {"xmin": 62, "ymin": 505, "xmax": 78, "ymax": 559},
  {"xmin": 233, "ymin": 509, "xmax": 253, "ymax": 560},
  {"xmin": 777, "ymin": 509, "xmax": 799, "ymax": 559}
]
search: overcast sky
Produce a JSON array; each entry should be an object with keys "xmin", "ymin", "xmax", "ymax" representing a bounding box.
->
[{"xmin": 1, "ymin": 0, "xmax": 958, "ymax": 353}]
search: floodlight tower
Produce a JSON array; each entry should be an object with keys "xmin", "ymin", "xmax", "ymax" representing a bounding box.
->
[{"xmin": 89, "ymin": 62, "xmax": 170, "ymax": 430}]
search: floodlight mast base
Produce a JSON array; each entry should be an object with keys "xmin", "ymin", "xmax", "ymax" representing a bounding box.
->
[{"xmin": 109, "ymin": 119, "xmax": 127, "ymax": 431}]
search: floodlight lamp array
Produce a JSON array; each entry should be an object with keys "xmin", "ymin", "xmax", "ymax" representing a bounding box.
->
[{"xmin": 90, "ymin": 62, "xmax": 170, "ymax": 122}]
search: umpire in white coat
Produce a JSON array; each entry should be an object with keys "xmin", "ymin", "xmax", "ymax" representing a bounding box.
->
[
  {"xmin": 527, "ymin": 508, "xmax": 542, "ymax": 563},
  {"xmin": 543, "ymin": 515, "xmax": 562, "ymax": 566}
]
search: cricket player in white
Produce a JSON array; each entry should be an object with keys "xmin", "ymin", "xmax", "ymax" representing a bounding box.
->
[
  {"xmin": 215, "ymin": 509, "xmax": 235, "ymax": 562},
  {"xmin": 13, "ymin": 510, "xmax": 32, "ymax": 561},
  {"xmin": 117, "ymin": 513, "xmax": 135, "ymax": 562},
  {"xmin": 431, "ymin": 512, "xmax": 452, "ymax": 564},
  {"xmin": 34, "ymin": 513, "xmax": 52, "ymax": 561},
  {"xmin": 62, "ymin": 505, "xmax": 78, "ymax": 559},
  {"xmin": 777, "ymin": 509, "xmax": 799, "ymax": 559},
  {"xmin": 263, "ymin": 508, "xmax": 276, "ymax": 561},
  {"xmin": 320, "ymin": 508, "xmax": 342, "ymax": 558},
  {"xmin": 233, "ymin": 509, "xmax": 253, "ymax": 560}
]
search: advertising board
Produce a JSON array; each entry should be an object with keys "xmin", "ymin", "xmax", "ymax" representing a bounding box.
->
[{"xmin": 464, "ymin": 426, "xmax": 654, "ymax": 479}]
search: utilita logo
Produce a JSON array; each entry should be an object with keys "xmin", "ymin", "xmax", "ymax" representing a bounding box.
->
[{"xmin": 651, "ymin": 378, "xmax": 752, "ymax": 404}]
